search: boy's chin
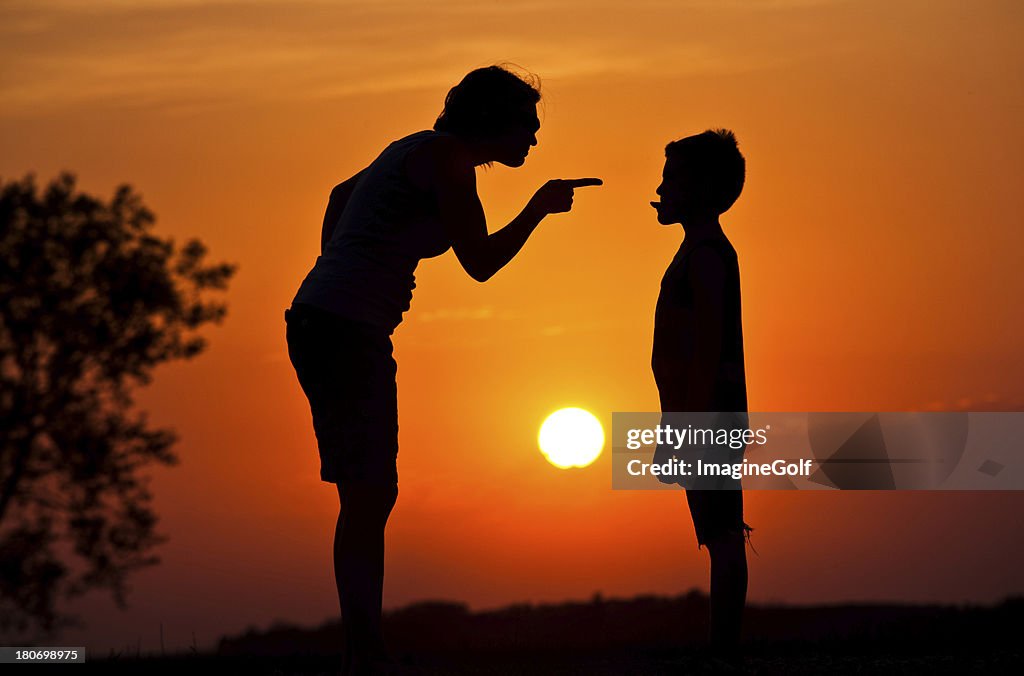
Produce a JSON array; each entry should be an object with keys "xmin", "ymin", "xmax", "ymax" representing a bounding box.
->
[
  {"xmin": 651, "ymin": 202, "xmax": 679, "ymax": 226},
  {"xmin": 655, "ymin": 210, "xmax": 677, "ymax": 226}
]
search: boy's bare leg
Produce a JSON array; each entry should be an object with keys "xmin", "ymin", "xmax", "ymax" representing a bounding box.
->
[{"xmin": 706, "ymin": 529, "xmax": 748, "ymax": 651}]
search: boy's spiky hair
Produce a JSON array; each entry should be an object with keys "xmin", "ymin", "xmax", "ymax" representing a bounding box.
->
[{"xmin": 665, "ymin": 129, "xmax": 745, "ymax": 214}]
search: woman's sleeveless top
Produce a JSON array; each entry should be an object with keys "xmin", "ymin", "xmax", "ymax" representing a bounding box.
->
[{"xmin": 292, "ymin": 130, "xmax": 452, "ymax": 333}]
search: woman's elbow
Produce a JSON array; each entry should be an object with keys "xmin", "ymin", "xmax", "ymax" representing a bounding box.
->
[
  {"xmin": 455, "ymin": 251, "xmax": 493, "ymax": 283},
  {"xmin": 466, "ymin": 266, "xmax": 493, "ymax": 283}
]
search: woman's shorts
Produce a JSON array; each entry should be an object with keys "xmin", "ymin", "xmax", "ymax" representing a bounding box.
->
[{"xmin": 285, "ymin": 303, "xmax": 398, "ymax": 486}]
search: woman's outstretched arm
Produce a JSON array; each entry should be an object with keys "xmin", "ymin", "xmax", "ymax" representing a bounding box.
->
[
  {"xmin": 321, "ymin": 169, "xmax": 366, "ymax": 254},
  {"xmin": 431, "ymin": 138, "xmax": 601, "ymax": 282}
]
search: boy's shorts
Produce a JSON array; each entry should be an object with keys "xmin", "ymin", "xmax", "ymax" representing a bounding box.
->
[
  {"xmin": 686, "ymin": 489, "xmax": 750, "ymax": 548},
  {"xmin": 652, "ymin": 411, "xmax": 752, "ymax": 547},
  {"xmin": 285, "ymin": 303, "xmax": 398, "ymax": 486}
]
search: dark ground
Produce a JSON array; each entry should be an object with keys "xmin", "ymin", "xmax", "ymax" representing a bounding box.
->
[{"xmin": 78, "ymin": 591, "xmax": 1024, "ymax": 674}]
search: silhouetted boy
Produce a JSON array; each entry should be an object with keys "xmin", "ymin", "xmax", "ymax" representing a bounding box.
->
[{"xmin": 650, "ymin": 129, "xmax": 751, "ymax": 652}]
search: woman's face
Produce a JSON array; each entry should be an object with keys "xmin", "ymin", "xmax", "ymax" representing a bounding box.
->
[{"xmin": 488, "ymin": 104, "xmax": 540, "ymax": 167}]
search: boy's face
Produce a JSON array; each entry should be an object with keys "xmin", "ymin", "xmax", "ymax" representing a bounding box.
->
[{"xmin": 651, "ymin": 155, "xmax": 704, "ymax": 225}]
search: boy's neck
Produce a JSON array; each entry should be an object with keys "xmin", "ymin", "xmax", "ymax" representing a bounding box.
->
[{"xmin": 680, "ymin": 215, "xmax": 724, "ymax": 243}]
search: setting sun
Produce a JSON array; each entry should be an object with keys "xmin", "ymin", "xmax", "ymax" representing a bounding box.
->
[{"xmin": 538, "ymin": 407, "xmax": 605, "ymax": 469}]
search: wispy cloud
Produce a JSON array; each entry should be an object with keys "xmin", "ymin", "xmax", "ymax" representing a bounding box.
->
[
  {"xmin": 921, "ymin": 394, "xmax": 1024, "ymax": 413},
  {"xmin": 414, "ymin": 306, "xmax": 519, "ymax": 323},
  {"xmin": 1, "ymin": 0, "xmax": 852, "ymax": 115}
]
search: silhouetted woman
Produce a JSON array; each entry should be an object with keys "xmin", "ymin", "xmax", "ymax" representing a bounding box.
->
[{"xmin": 285, "ymin": 66, "xmax": 600, "ymax": 675}]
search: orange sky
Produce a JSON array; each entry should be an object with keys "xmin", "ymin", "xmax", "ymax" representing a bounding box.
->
[{"xmin": 2, "ymin": 0, "xmax": 1023, "ymax": 654}]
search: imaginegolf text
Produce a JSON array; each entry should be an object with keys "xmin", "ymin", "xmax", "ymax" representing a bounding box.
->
[{"xmin": 627, "ymin": 458, "xmax": 813, "ymax": 480}]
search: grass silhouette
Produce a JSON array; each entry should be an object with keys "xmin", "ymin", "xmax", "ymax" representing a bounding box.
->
[{"xmin": 75, "ymin": 590, "xmax": 1023, "ymax": 674}]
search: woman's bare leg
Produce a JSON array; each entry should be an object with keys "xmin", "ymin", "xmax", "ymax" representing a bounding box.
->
[{"xmin": 335, "ymin": 480, "xmax": 398, "ymax": 675}]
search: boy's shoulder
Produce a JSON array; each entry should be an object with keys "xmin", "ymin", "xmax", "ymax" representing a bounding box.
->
[
  {"xmin": 693, "ymin": 234, "xmax": 737, "ymax": 258},
  {"xmin": 657, "ymin": 236, "xmax": 740, "ymax": 310},
  {"xmin": 666, "ymin": 236, "xmax": 737, "ymax": 278}
]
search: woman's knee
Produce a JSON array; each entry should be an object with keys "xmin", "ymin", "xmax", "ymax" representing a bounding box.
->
[{"xmin": 338, "ymin": 480, "xmax": 398, "ymax": 521}]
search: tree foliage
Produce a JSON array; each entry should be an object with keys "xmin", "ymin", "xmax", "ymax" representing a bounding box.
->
[{"xmin": 0, "ymin": 173, "xmax": 236, "ymax": 636}]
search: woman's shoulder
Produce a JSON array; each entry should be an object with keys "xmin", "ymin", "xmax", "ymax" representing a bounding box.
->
[
  {"xmin": 403, "ymin": 129, "xmax": 465, "ymax": 155},
  {"xmin": 364, "ymin": 131, "xmax": 459, "ymax": 180},
  {"xmin": 403, "ymin": 131, "xmax": 474, "ymax": 187},
  {"xmin": 390, "ymin": 129, "xmax": 455, "ymax": 148}
]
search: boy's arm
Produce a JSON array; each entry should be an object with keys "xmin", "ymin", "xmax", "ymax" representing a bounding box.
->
[
  {"xmin": 321, "ymin": 169, "xmax": 366, "ymax": 254},
  {"xmin": 682, "ymin": 246, "xmax": 726, "ymax": 411}
]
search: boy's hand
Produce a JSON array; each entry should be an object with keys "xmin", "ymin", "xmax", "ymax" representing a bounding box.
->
[{"xmin": 527, "ymin": 178, "xmax": 603, "ymax": 217}]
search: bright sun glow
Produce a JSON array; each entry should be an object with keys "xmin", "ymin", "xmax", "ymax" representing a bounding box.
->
[{"xmin": 538, "ymin": 408, "xmax": 604, "ymax": 469}]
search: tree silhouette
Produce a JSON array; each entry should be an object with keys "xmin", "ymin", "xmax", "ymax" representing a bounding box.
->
[{"xmin": 0, "ymin": 173, "xmax": 236, "ymax": 636}]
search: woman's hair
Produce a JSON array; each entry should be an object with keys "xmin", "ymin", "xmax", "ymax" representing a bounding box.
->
[{"xmin": 434, "ymin": 65, "xmax": 541, "ymax": 139}]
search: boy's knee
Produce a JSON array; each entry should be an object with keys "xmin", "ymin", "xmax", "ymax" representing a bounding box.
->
[{"xmin": 706, "ymin": 529, "xmax": 747, "ymax": 557}]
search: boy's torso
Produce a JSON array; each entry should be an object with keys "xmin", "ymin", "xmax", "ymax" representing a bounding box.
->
[{"xmin": 652, "ymin": 235, "xmax": 747, "ymax": 413}]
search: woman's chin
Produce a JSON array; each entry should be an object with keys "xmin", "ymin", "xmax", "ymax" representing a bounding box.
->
[{"xmin": 501, "ymin": 155, "xmax": 527, "ymax": 168}]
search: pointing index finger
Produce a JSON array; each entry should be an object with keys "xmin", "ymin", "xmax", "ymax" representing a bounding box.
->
[{"xmin": 564, "ymin": 178, "xmax": 603, "ymax": 188}]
